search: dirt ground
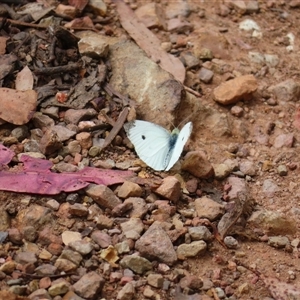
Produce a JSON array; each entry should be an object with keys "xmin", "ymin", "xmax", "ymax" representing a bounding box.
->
[{"xmin": 1, "ymin": 1, "xmax": 300, "ymax": 300}]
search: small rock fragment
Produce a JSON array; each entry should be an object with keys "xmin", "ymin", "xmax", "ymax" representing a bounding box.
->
[
  {"xmin": 213, "ymin": 75, "xmax": 258, "ymax": 105},
  {"xmin": 182, "ymin": 151, "xmax": 214, "ymax": 178},
  {"xmin": 147, "ymin": 273, "xmax": 164, "ymax": 288},
  {"xmin": 268, "ymin": 236, "xmax": 290, "ymax": 248},
  {"xmin": 224, "ymin": 236, "xmax": 239, "ymax": 249},
  {"xmin": 135, "ymin": 222, "xmax": 177, "ymax": 265},
  {"xmin": 154, "ymin": 176, "xmax": 181, "ymax": 203},
  {"xmin": 73, "ymin": 272, "xmax": 105, "ymax": 299},
  {"xmin": 198, "ymin": 67, "xmax": 214, "ymax": 83},
  {"xmin": 117, "ymin": 282, "xmax": 135, "ymax": 300},
  {"xmin": 194, "ymin": 197, "xmax": 225, "ymax": 221},
  {"xmin": 177, "ymin": 241, "xmax": 207, "ymax": 259},
  {"xmin": 120, "ymin": 255, "xmax": 152, "ymax": 274},
  {"xmin": 118, "ymin": 181, "xmax": 143, "ymax": 198},
  {"xmin": 86, "ymin": 184, "xmax": 122, "ymax": 209}
]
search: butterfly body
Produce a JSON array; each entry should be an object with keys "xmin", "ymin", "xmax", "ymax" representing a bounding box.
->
[{"xmin": 124, "ymin": 120, "xmax": 192, "ymax": 171}]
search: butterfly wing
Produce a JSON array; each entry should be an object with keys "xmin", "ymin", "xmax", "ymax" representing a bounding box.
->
[
  {"xmin": 124, "ymin": 120, "xmax": 171, "ymax": 171},
  {"xmin": 165, "ymin": 122, "xmax": 193, "ymax": 171}
]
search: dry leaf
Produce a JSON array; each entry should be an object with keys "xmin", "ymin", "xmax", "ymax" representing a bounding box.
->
[
  {"xmin": 15, "ymin": 66, "xmax": 34, "ymax": 91},
  {"xmin": 0, "ymin": 145, "xmax": 133, "ymax": 195},
  {"xmin": 0, "ymin": 88, "xmax": 37, "ymax": 125},
  {"xmin": 114, "ymin": 0, "xmax": 185, "ymax": 83}
]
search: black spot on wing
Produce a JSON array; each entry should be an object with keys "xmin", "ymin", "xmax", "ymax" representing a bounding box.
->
[{"xmin": 141, "ymin": 135, "xmax": 146, "ymax": 140}]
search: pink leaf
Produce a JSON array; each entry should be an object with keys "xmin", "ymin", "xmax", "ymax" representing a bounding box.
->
[{"xmin": 0, "ymin": 146, "xmax": 133, "ymax": 195}]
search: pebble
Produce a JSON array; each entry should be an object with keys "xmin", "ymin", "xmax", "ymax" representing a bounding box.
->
[
  {"xmin": 48, "ymin": 280, "xmax": 69, "ymax": 297},
  {"xmin": 230, "ymin": 106, "xmax": 243, "ymax": 117},
  {"xmin": 154, "ymin": 176, "xmax": 181, "ymax": 203},
  {"xmin": 135, "ymin": 222, "xmax": 177, "ymax": 266},
  {"xmin": 247, "ymin": 209, "xmax": 297, "ymax": 235},
  {"xmin": 91, "ymin": 230, "xmax": 112, "ymax": 248},
  {"xmin": 29, "ymin": 288, "xmax": 52, "ymax": 300},
  {"xmin": 262, "ymin": 179, "xmax": 279, "ymax": 197},
  {"xmin": 54, "ymin": 258, "xmax": 77, "ymax": 272},
  {"xmin": 14, "ymin": 251, "xmax": 37, "ymax": 265},
  {"xmin": 120, "ymin": 218, "xmax": 144, "ymax": 240},
  {"xmin": 117, "ymin": 282, "xmax": 135, "ymax": 300},
  {"xmin": 64, "ymin": 108, "xmax": 97, "ymax": 124},
  {"xmin": 73, "ymin": 272, "xmax": 105, "ymax": 299},
  {"xmin": 277, "ymin": 165, "xmax": 288, "ymax": 176},
  {"xmin": 167, "ymin": 18, "xmax": 193, "ymax": 33},
  {"xmin": 147, "ymin": 273, "xmax": 164, "ymax": 288},
  {"xmin": 52, "ymin": 125, "xmax": 76, "ymax": 142},
  {"xmin": 123, "ymin": 197, "xmax": 148, "ymax": 218},
  {"xmin": 194, "ymin": 197, "xmax": 225, "ymax": 221},
  {"xmin": 177, "ymin": 241, "xmax": 207, "ymax": 259},
  {"xmin": 115, "ymin": 240, "xmax": 131, "ymax": 254},
  {"xmin": 68, "ymin": 203, "xmax": 88, "ymax": 217},
  {"xmin": 181, "ymin": 52, "xmax": 200, "ymax": 69},
  {"xmin": 112, "ymin": 202, "xmax": 134, "ymax": 217},
  {"xmin": 188, "ymin": 226, "xmax": 212, "ymax": 241},
  {"xmin": 268, "ymin": 79, "xmax": 300, "ymax": 102},
  {"xmin": 118, "ymin": 181, "xmax": 143, "ymax": 198},
  {"xmin": 239, "ymin": 160, "xmax": 257, "ymax": 176},
  {"xmin": 166, "ymin": 1, "xmax": 191, "ymax": 18},
  {"xmin": 182, "ymin": 151, "xmax": 214, "ymax": 178},
  {"xmin": 268, "ymin": 236, "xmax": 290, "ymax": 248},
  {"xmin": 213, "ymin": 163, "xmax": 231, "ymax": 180},
  {"xmin": 76, "ymin": 132, "xmax": 93, "ymax": 149},
  {"xmin": 213, "ymin": 75, "xmax": 258, "ymax": 105},
  {"xmin": 61, "ymin": 231, "xmax": 81, "ymax": 246},
  {"xmin": 68, "ymin": 240, "xmax": 94, "ymax": 255},
  {"xmin": 85, "ymin": 184, "xmax": 122, "ymax": 209},
  {"xmin": 224, "ymin": 236, "xmax": 239, "ymax": 249},
  {"xmin": 273, "ymin": 133, "xmax": 294, "ymax": 148},
  {"xmin": 198, "ymin": 67, "xmax": 214, "ymax": 83}
]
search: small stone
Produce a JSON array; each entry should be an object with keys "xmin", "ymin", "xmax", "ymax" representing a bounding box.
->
[
  {"xmin": 96, "ymin": 215, "xmax": 114, "ymax": 229},
  {"xmin": 166, "ymin": 1, "xmax": 191, "ymax": 18},
  {"xmin": 67, "ymin": 141, "xmax": 82, "ymax": 156},
  {"xmin": 135, "ymin": 222, "xmax": 177, "ymax": 265},
  {"xmin": 262, "ymin": 179, "xmax": 279, "ymax": 197},
  {"xmin": 69, "ymin": 240, "xmax": 94, "ymax": 255},
  {"xmin": 39, "ymin": 129, "xmax": 62, "ymax": 155},
  {"xmin": 76, "ymin": 132, "xmax": 93, "ymax": 149},
  {"xmin": 115, "ymin": 240, "xmax": 131, "ymax": 254},
  {"xmin": 48, "ymin": 279, "xmax": 69, "ymax": 297},
  {"xmin": 0, "ymin": 210, "xmax": 10, "ymax": 231},
  {"xmin": 62, "ymin": 231, "xmax": 81, "ymax": 246},
  {"xmin": 182, "ymin": 151, "xmax": 214, "ymax": 178},
  {"xmin": 188, "ymin": 226, "xmax": 212, "ymax": 241},
  {"xmin": 32, "ymin": 112, "xmax": 55, "ymax": 129},
  {"xmin": 117, "ymin": 282, "xmax": 135, "ymax": 300},
  {"xmin": 181, "ymin": 52, "xmax": 200, "ymax": 69},
  {"xmin": 46, "ymin": 199, "xmax": 60, "ymax": 211},
  {"xmin": 64, "ymin": 108, "xmax": 97, "ymax": 124},
  {"xmin": 91, "ymin": 230, "xmax": 112, "ymax": 248},
  {"xmin": 120, "ymin": 255, "xmax": 152, "ymax": 274},
  {"xmin": 85, "ymin": 184, "xmax": 122, "ymax": 209},
  {"xmin": 28, "ymin": 289, "xmax": 52, "ymax": 300},
  {"xmin": 268, "ymin": 79, "xmax": 300, "ymax": 102},
  {"xmin": 198, "ymin": 67, "xmax": 214, "ymax": 83},
  {"xmin": 194, "ymin": 197, "xmax": 225, "ymax": 221},
  {"xmin": 35, "ymin": 264, "xmax": 57, "ymax": 276},
  {"xmin": 8, "ymin": 228, "xmax": 22, "ymax": 245},
  {"xmin": 52, "ymin": 125, "xmax": 76, "ymax": 142},
  {"xmin": 54, "ymin": 258, "xmax": 77, "ymax": 272},
  {"xmin": 147, "ymin": 273, "xmax": 164, "ymax": 288},
  {"xmin": 179, "ymin": 275, "xmax": 203, "ymax": 291},
  {"xmin": 73, "ymin": 271, "xmax": 105, "ymax": 299},
  {"xmin": 248, "ymin": 209, "xmax": 297, "ymax": 235},
  {"xmin": 15, "ymin": 251, "xmax": 37, "ymax": 265},
  {"xmin": 118, "ymin": 181, "xmax": 143, "ymax": 198},
  {"xmin": 213, "ymin": 163, "xmax": 231, "ymax": 180},
  {"xmin": 11, "ymin": 126, "xmax": 29, "ymax": 141},
  {"xmin": 213, "ymin": 75, "xmax": 258, "ymax": 105},
  {"xmin": 224, "ymin": 236, "xmax": 239, "ymax": 249},
  {"xmin": 273, "ymin": 133, "xmax": 294, "ymax": 148},
  {"xmin": 167, "ymin": 18, "xmax": 193, "ymax": 33},
  {"xmin": 277, "ymin": 165, "xmax": 288, "ymax": 176},
  {"xmin": 177, "ymin": 241, "xmax": 207, "ymax": 259},
  {"xmin": 268, "ymin": 236, "xmax": 290, "ymax": 248},
  {"xmin": 154, "ymin": 176, "xmax": 181, "ymax": 203},
  {"xmin": 89, "ymin": 146, "xmax": 100, "ymax": 157},
  {"xmin": 231, "ymin": 106, "xmax": 244, "ymax": 117},
  {"xmin": 0, "ymin": 261, "xmax": 16, "ymax": 274},
  {"xmin": 78, "ymin": 36, "xmax": 109, "ymax": 59},
  {"xmin": 112, "ymin": 202, "xmax": 134, "ymax": 217},
  {"xmin": 69, "ymin": 203, "xmax": 89, "ymax": 217},
  {"xmin": 59, "ymin": 249, "xmax": 83, "ymax": 266},
  {"xmin": 239, "ymin": 160, "xmax": 257, "ymax": 176},
  {"xmin": 120, "ymin": 218, "xmax": 144, "ymax": 240},
  {"xmin": 123, "ymin": 197, "xmax": 148, "ymax": 218},
  {"xmin": 143, "ymin": 286, "xmax": 155, "ymax": 299},
  {"xmin": 88, "ymin": 0, "xmax": 107, "ymax": 16}
]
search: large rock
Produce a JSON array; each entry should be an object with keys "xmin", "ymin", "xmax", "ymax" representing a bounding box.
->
[{"xmin": 76, "ymin": 31, "xmax": 186, "ymax": 129}]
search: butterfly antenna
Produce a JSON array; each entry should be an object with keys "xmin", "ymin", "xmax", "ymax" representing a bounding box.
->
[{"xmin": 177, "ymin": 98, "xmax": 200, "ymax": 128}]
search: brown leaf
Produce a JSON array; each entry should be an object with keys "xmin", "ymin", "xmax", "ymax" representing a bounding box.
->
[
  {"xmin": 15, "ymin": 66, "xmax": 34, "ymax": 91},
  {"xmin": 0, "ymin": 88, "xmax": 37, "ymax": 125},
  {"xmin": 64, "ymin": 16, "xmax": 95, "ymax": 29},
  {"xmin": 114, "ymin": 0, "xmax": 185, "ymax": 83}
]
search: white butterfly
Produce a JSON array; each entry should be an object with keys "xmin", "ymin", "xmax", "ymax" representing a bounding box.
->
[{"xmin": 124, "ymin": 120, "xmax": 193, "ymax": 171}]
